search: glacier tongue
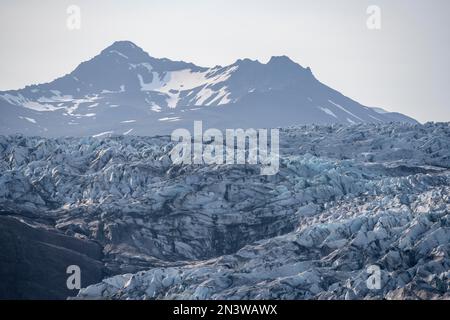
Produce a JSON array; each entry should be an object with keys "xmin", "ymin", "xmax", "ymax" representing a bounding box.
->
[{"xmin": 0, "ymin": 122, "xmax": 449, "ymax": 299}]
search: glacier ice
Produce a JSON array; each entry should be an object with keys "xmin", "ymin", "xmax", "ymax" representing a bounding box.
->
[{"xmin": 0, "ymin": 122, "xmax": 449, "ymax": 299}]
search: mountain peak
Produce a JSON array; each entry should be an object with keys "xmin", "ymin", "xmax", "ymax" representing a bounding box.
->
[
  {"xmin": 267, "ymin": 55, "xmax": 311, "ymax": 71},
  {"xmin": 233, "ymin": 58, "xmax": 261, "ymax": 66},
  {"xmin": 100, "ymin": 40, "xmax": 150, "ymax": 62},
  {"xmin": 267, "ymin": 55, "xmax": 296, "ymax": 65},
  {"xmin": 105, "ymin": 40, "xmax": 138, "ymax": 51},
  {"xmin": 265, "ymin": 55, "xmax": 313, "ymax": 80}
]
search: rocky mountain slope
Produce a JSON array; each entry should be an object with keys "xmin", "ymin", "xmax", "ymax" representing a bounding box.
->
[
  {"xmin": 0, "ymin": 122, "xmax": 448, "ymax": 299},
  {"xmin": 0, "ymin": 41, "xmax": 417, "ymax": 137},
  {"xmin": 0, "ymin": 215, "xmax": 106, "ymax": 299}
]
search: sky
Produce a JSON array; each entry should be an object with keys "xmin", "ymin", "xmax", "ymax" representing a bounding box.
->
[{"xmin": 0, "ymin": 0, "xmax": 449, "ymax": 122}]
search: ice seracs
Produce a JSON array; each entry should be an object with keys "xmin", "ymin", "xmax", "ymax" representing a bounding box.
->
[{"xmin": 0, "ymin": 122, "xmax": 448, "ymax": 299}]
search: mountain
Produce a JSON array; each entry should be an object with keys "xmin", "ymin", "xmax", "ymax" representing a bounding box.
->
[{"xmin": 0, "ymin": 40, "xmax": 417, "ymax": 137}]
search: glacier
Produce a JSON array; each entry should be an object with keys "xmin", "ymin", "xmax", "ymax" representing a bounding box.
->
[{"xmin": 0, "ymin": 122, "xmax": 448, "ymax": 299}]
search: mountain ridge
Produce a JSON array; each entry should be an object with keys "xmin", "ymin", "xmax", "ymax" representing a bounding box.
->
[{"xmin": 0, "ymin": 40, "xmax": 418, "ymax": 137}]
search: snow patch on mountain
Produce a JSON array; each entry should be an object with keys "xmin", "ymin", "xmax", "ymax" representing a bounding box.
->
[
  {"xmin": 328, "ymin": 100, "xmax": 364, "ymax": 122},
  {"xmin": 318, "ymin": 106, "xmax": 337, "ymax": 119}
]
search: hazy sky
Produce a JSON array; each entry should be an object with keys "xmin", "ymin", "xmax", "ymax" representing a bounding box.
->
[{"xmin": 1, "ymin": 0, "xmax": 449, "ymax": 122}]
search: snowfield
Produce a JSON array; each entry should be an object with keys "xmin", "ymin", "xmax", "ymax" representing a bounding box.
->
[{"xmin": 0, "ymin": 122, "xmax": 449, "ymax": 299}]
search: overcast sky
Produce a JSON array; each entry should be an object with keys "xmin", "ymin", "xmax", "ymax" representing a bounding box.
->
[{"xmin": 1, "ymin": 0, "xmax": 449, "ymax": 122}]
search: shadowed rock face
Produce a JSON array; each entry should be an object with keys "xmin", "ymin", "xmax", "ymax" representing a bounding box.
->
[{"xmin": 0, "ymin": 215, "xmax": 107, "ymax": 299}]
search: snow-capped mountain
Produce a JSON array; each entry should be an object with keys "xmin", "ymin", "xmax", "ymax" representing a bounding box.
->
[{"xmin": 0, "ymin": 41, "xmax": 417, "ymax": 137}]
